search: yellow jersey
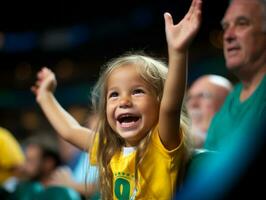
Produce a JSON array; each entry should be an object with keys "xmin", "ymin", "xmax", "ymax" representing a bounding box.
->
[{"xmin": 91, "ymin": 125, "xmax": 185, "ymax": 199}]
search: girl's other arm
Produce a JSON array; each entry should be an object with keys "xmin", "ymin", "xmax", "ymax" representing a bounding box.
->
[
  {"xmin": 31, "ymin": 67, "xmax": 93, "ymax": 151},
  {"xmin": 159, "ymin": 0, "xmax": 202, "ymax": 150}
]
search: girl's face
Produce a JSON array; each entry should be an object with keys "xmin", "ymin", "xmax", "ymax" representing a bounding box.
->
[{"xmin": 106, "ymin": 65, "xmax": 160, "ymax": 146}]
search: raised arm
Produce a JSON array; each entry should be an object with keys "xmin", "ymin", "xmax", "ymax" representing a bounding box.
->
[
  {"xmin": 159, "ymin": 0, "xmax": 202, "ymax": 149},
  {"xmin": 31, "ymin": 67, "xmax": 94, "ymax": 151}
]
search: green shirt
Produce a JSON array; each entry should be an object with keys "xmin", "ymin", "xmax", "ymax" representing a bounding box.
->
[{"xmin": 204, "ymin": 75, "xmax": 266, "ymax": 151}]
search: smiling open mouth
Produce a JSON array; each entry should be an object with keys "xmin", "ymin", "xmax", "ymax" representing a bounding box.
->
[{"xmin": 117, "ymin": 114, "xmax": 140, "ymax": 128}]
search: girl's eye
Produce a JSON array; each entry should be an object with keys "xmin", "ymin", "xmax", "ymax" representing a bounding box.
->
[
  {"xmin": 133, "ymin": 89, "xmax": 144, "ymax": 95},
  {"xmin": 109, "ymin": 91, "xmax": 118, "ymax": 98}
]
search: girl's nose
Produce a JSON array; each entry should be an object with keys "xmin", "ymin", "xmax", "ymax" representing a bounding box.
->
[{"xmin": 119, "ymin": 96, "xmax": 132, "ymax": 108}]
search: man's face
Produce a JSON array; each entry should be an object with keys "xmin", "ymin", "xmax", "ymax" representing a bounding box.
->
[
  {"xmin": 22, "ymin": 144, "xmax": 42, "ymax": 180},
  {"xmin": 222, "ymin": 0, "xmax": 266, "ymax": 74},
  {"xmin": 187, "ymin": 77, "xmax": 229, "ymax": 133}
]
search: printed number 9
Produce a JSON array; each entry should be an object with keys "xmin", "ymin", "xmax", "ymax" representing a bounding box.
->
[{"xmin": 114, "ymin": 178, "xmax": 130, "ymax": 200}]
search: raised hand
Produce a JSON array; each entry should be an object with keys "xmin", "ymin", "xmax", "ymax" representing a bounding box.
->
[
  {"xmin": 31, "ymin": 67, "xmax": 57, "ymax": 102},
  {"xmin": 164, "ymin": 0, "xmax": 202, "ymax": 52}
]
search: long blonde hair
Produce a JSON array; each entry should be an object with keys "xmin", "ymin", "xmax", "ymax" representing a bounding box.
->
[{"xmin": 91, "ymin": 52, "xmax": 192, "ymax": 199}]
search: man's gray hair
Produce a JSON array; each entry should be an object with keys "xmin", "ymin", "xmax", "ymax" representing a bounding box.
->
[{"xmin": 229, "ymin": 0, "xmax": 266, "ymax": 32}]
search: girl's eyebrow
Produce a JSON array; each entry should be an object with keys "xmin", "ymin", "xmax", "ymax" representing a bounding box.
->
[
  {"xmin": 107, "ymin": 87, "xmax": 117, "ymax": 91},
  {"xmin": 107, "ymin": 84, "xmax": 120, "ymax": 90},
  {"xmin": 133, "ymin": 84, "xmax": 147, "ymax": 88}
]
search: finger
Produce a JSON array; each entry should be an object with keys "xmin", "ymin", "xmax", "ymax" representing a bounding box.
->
[
  {"xmin": 37, "ymin": 67, "xmax": 51, "ymax": 79},
  {"xmin": 35, "ymin": 80, "xmax": 42, "ymax": 87},
  {"xmin": 37, "ymin": 68, "xmax": 48, "ymax": 79},
  {"xmin": 164, "ymin": 12, "xmax": 173, "ymax": 29},
  {"xmin": 41, "ymin": 66, "xmax": 49, "ymax": 72},
  {"xmin": 196, "ymin": 0, "xmax": 202, "ymax": 16},
  {"xmin": 42, "ymin": 66, "xmax": 52, "ymax": 75},
  {"xmin": 188, "ymin": 0, "xmax": 202, "ymax": 20},
  {"xmin": 37, "ymin": 71, "xmax": 43, "ymax": 79},
  {"xmin": 31, "ymin": 86, "xmax": 37, "ymax": 95},
  {"xmin": 194, "ymin": 0, "xmax": 202, "ymax": 15},
  {"xmin": 192, "ymin": 0, "xmax": 202, "ymax": 23},
  {"xmin": 186, "ymin": 0, "xmax": 197, "ymax": 18}
]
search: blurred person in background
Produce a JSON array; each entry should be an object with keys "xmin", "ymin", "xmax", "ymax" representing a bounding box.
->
[
  {"xmin": 176, "ymin": 1, "xmax": 265, "ymax": 199},
  {"xmin": 8, "ymin": 133, "xmax": 85, "ymax": 200},
  {"xmin": 0, "ymin": 127, "xmax": 25, "ymax": 192},
  {"xmin": 186, "ymin": 0, "xmax": 266, "ymax": 199},
  {"xmin": 47, "ymin": 108, "xmax": 99, "ymax": 199},
  {"xmin": 20, "ymin": 133, "xmax": 62, "ymax": 186},
  {"xmin": 186, "ymin": 75, "xmax": 232, "ymax": 148},
  {"xmin": 204, "ymin": 0, "xmax": 266, "ymax": 151}
]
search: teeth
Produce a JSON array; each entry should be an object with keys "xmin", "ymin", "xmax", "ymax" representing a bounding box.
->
[
  {"xmin": 121, "ymin": 121, "xmax": 136, "ymax": 128},
  {"xmin": 117, "ymin": 113, "xmax": 140, "ymax": 126},
  {"xmin": 118, "ymin": 114, "xmax": 133, "ymax": 120}
]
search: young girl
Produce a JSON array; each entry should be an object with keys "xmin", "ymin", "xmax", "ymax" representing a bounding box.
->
[{"xmin": 31, "ymin": 0, "xmax": 202, "ymax": 199}]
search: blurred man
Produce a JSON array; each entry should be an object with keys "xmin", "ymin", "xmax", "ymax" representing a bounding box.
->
[
  {"xmin": 186, "ymin": 75, "xmax": 232, "ymax": 148},
  {"xmin": 21, "ymin": 134, "xmax": 62, "ymax": 186},
  {"xmin": 204, "ymin": 0, "xmax": 266, "ymax": 150},
  {"xmin": 203, "ymin": 0, "xmax": 266, "ymax": 197}
]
